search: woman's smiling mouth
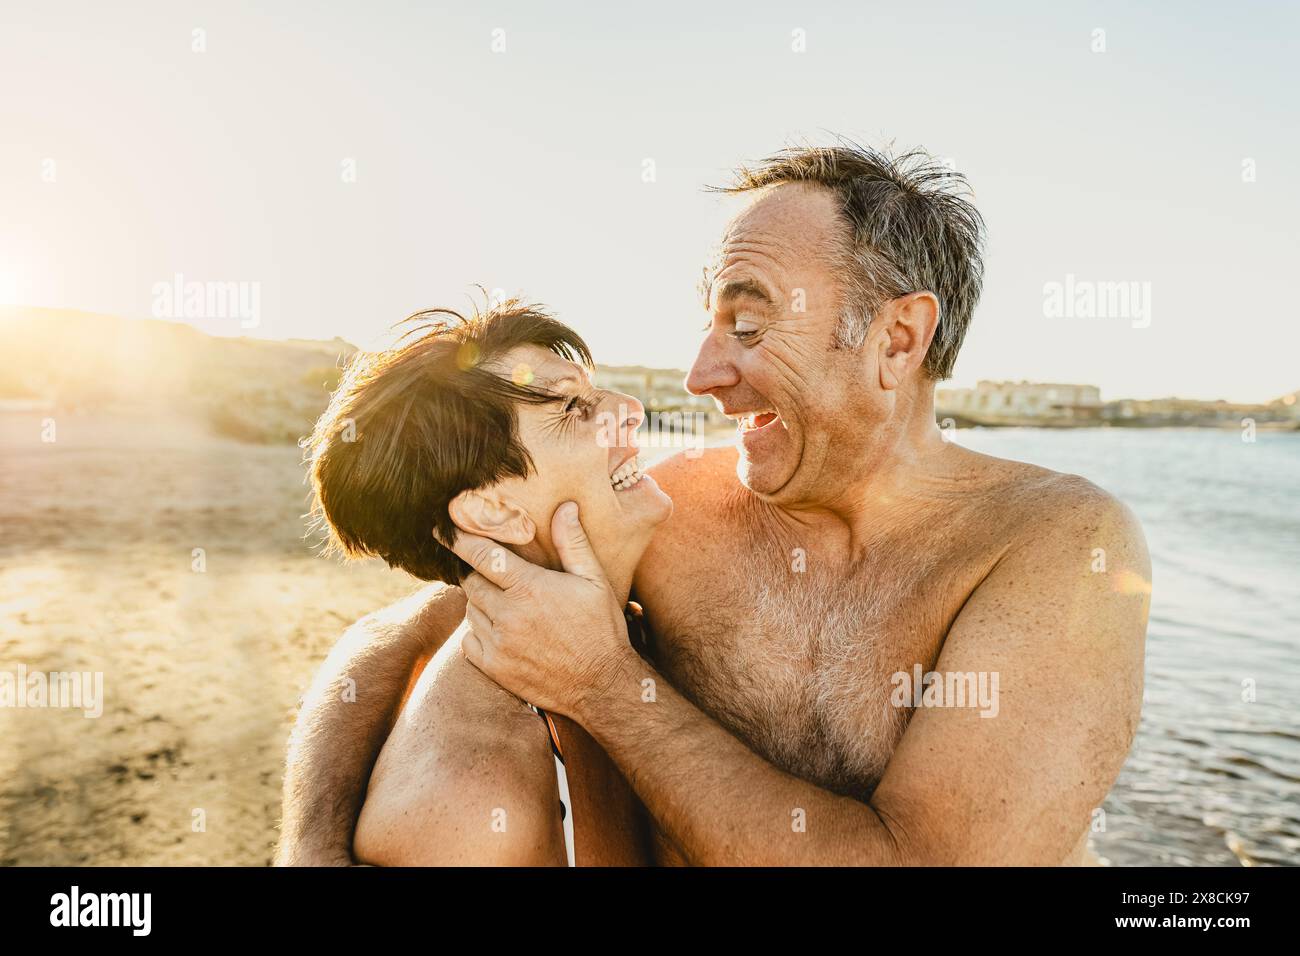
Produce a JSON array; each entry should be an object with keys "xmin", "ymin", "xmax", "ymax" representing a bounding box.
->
[{"xmin": 609, "ymin": 453, "xmax": 645, "ymax": 490}]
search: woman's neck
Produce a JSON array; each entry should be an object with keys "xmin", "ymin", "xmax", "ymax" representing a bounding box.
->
[
  {"xmin": 517, "ymin": 525, "xmax": 648, "ymax": 607},
  {"xmin": 592, "ymin": 531, "xmax": 651, "ymax": 606},
  {"xmin": 604, "ymin": 563, "xmax": 635, "ymax": 606}
]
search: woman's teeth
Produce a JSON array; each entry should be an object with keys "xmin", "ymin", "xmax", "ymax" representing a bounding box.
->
[{"xmin": 610, "ymin": 455, "xmax": 644, "ymax": 490}]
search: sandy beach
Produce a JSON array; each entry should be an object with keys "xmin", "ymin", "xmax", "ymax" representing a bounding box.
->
[{"xmin": 0, "ymin": 409, "xmax": 415, "ymax": 865}]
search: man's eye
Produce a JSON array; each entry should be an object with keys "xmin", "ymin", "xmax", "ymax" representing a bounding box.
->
[{"xmin": 730, "ymin": 318, "xmax": 761, "ymax": 340}]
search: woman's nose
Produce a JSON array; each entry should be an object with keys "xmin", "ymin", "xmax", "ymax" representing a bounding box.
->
[
  {"xmin": 594, "ymin": 391, "xmax": 645, "ymax": 450},
  {"xmin": 615, "ymin": 392, "xmax": 645, "ymax": 433}
]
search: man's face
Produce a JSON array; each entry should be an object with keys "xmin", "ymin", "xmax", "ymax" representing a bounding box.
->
[{"xmin": 688, "ymin": 183, "xmax": 886, "ymax": 504}]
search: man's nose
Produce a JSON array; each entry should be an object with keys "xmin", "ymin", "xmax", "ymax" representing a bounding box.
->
[{"xmin": 685, "ymin": 333, "xmax": 740, "ymax": 397}]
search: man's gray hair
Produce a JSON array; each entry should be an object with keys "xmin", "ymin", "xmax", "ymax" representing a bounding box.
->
[{"xmin": 714, "ymin": 140, "xmax": 986, "ymax": 380}]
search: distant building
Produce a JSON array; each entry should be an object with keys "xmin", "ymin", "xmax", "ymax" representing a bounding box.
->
[
  {"xmin": 936, "ymin": 381, "xmax": 1102, "ymax": 423},
  {"xmin": 1102, "ymin": 396, "xmax": 1282, "ymax": 426},
  {"xmin": 594, "ymin": 365, "xmax": 714, "ymax": 414},
  {"xmin": 934, "ymin": 380, "xmax": 1298, "ymax": 429},
  {"xmin": 593, "ymin": 364, "xmax": 729, "ymax": 441}
]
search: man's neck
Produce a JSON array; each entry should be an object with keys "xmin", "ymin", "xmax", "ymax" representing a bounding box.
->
[{"xmin": 779, "ymin": 385, "xmax": 957, "ymax": 556}]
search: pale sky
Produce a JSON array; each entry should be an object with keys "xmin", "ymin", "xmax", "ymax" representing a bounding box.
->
[{"xmin": 1, "ymin": 0, "xmax": 1296, "ymax": 402}]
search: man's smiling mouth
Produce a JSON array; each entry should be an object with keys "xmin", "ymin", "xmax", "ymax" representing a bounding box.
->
[{"xmin": 731, "ymin": 410, "xmax": 782, "ymax": 434}]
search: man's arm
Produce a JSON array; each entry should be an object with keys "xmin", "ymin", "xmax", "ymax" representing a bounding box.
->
[
  {"xmin": 275, "ymin": 583, "xmax": 465, "ymax": 866},
  {"xmin": 452, "ymin": 492, "xmax": 1150, "ymax": 865}
]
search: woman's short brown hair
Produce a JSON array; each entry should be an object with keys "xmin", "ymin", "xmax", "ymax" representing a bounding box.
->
[{"xmin": 305, "ymin": 299, "xmax": 592, "ymax": 584}]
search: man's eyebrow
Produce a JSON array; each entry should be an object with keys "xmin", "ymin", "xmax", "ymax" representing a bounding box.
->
[{"xmin": 714, "ymin": 278, "xmax": 775, "ymax": 309}]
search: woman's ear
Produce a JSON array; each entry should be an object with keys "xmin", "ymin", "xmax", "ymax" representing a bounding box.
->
[
  {"xmin": 876, "ymin": 291, "xmax": 940, "ymax": 390},
  {"xmin": 447, "ymin": 489, "xmax": 537, "ymax": 546}
]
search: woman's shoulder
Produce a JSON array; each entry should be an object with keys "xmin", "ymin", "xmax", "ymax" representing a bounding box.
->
[{"xmin": 354, "ymin": 644, "xmax": 566, "ymax": 866}]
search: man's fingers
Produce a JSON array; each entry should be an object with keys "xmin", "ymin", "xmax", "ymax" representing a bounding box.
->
[
  {"xmin": 437, "ymin": 527, "xmax": 530, "ymax": 590},
  {"xmin": 461, "ymin": 572, "xmax": 506, "ymax": 622},
  {"xmin": 550, "ymin": 502, "xmax": 609, "ymax": 586},
  {"xmin": 463, "ymin": 602, "xmax": 498, "ymax": 677},
  {"xmin": 464, "ymin": 600, "xmax": 494, "ymax": 639},
  {"xmin": 461, "ymin": 626, "xmax": 486, "ymax": 670}
]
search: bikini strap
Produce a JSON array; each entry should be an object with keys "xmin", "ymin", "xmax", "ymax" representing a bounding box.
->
[
  {"xmin": 527, "ymin": 702, "xmax": 575, "ymax": 865},
  {"xmin": 531, "ymin": 705, "xmax": 565, "ymax": 764},
  {"xmin": 625, "ymin": 599, "xmax": 652, "ymax": 660}
]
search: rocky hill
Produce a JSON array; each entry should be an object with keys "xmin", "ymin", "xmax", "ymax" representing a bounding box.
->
[{"xmin": 0, "ymin": 307, "xmax": 356, "ymax": 443}]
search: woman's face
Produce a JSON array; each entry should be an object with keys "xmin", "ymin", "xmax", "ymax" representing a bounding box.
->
[{"xmin": 472, "ymin": 344, "xmax": 673, "ymax": 573}]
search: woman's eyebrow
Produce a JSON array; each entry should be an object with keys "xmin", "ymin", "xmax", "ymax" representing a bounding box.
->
[
  {"xmin": 538, "ymin": 374, "xmax": 581, "ymax": 391},
  {"xmin": 525, "ymin": 374, "xmax": 584, "ymax": 404}
]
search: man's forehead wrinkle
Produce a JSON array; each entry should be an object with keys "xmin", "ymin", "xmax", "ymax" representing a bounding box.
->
[
  {"xmin": 699, "ymin": 236, "xmax": 730, "ymax": 307},
  {"xmin": 714, "ymin": 240, "xmax": 787, "ymax": 295},
  {"xmin": 709, "ymin": 192, "xmax": 836, "ymax": 308},
  {"xmin": 721, "ymin": 235, "xmax": 828, "ymax": 294}
]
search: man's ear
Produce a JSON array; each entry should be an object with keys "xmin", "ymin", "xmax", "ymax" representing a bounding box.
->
[
  {"xmin": 875, "ymin": 291, "xmax": 940, "ymax": 390},
  {"xmin": 447, "ymin": 488, "xmax": 537, "ymax": 546}
]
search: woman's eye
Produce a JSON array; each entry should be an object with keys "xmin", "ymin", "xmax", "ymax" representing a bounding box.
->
[{"xmin": 564, "ymin": 394, "xmax": 594, "ymax": 418}]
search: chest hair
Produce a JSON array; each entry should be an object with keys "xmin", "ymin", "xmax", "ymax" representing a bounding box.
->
[{"xmin": 656, "ymin": 520, "xmax": 947, "ymax": 800}]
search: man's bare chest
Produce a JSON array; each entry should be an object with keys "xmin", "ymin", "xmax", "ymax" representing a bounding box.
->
[{"xmin": 641, "ymin": 554, "xmax": 965, "ymax": 798}]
